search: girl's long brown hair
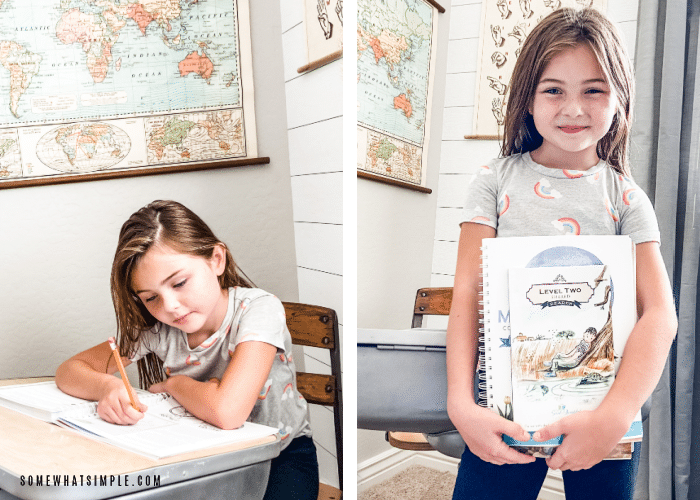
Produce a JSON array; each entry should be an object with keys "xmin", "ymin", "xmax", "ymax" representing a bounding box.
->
[
  {"xmin": 110, "ymin": 200, "xmax": 253, "ymax": 388},
  {"xmin": 500, "ymin": 7, "xmax": 634, "ymax": 177}
]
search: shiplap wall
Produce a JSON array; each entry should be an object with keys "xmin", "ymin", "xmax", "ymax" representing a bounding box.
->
[
  {"xmin": 280, "ymin": 0, "xmax": 343, "ymax": 489},
  {"xmin": 430, "ymin": 0, "xmax": 639, "ymax": 310}
]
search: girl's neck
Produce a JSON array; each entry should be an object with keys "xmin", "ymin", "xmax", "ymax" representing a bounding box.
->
[{"xmin": 529, "ymin": 146, "xmax": 601, "ymax": 171}]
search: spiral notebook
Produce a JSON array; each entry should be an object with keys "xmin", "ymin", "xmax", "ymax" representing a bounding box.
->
[{"xmin": 478, "ymin": 235, "xmax": 642, "ymax": 453}]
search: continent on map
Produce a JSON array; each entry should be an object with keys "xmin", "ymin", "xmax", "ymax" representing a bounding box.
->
[
  {"xmin": 0, "ymin": 41, "xmax": 41, "ymax": 118},
  {"xmin": 56, "ymin": 8, "xmax": 125, "ymax": 83},
  {"xmin": 148, "ymin": 118, "xmax": 197, "ymax": 160},
  {"xmin": 393, "ymin": 93, "xmax": 412, "ymax": 119},
  {"xmin": 179, "ymin": 51, "xmax": 214, "ymax": 81},
  {"xmin": 127, "ymin": 0, "xmax": 182, "ymax": 35},
  {"xmin": 365, "ymin": 29, "xmax": 409, "ymax": 70}
]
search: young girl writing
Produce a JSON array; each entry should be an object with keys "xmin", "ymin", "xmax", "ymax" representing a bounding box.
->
[
  {"xmin": 55, "ymin": 200, "xmax": 319, "ymax": 500},
  {"xmin": 446, "ymin": 8, "xmax": 677, "ymax": 499}
]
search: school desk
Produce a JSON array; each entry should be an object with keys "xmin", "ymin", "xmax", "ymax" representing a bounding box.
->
[{"xmin": 0, "ymin": 378, "xmax": 282, "ymax": 500}]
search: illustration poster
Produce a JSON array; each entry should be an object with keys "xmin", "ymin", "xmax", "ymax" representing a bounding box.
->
[
  {"xmin": 0, "ymin": 0, "xmax": 257, "ymax": 185},
  {"xmin": 508, "ymin": 264, "xmax": 615, "ymax": 431},
  {"xmin": 303, "ymin": 0, "xmax": 343, "ymax": 64},
  {"xmin": 471, "ymin": 0, "xmax": 606, "ymax": 138},
  {"xmin": 357, "ymin": 0, "xmax": 438, "ymax": 187}
]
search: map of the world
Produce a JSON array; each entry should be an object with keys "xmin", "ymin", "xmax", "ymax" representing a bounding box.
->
[
  {"xmin": 357, "ymin": 0, "xmax": 437, "ymax": 186},
  {"xmin": 0, "ymin": 0, "xmax": 255, "ymax": 182}
]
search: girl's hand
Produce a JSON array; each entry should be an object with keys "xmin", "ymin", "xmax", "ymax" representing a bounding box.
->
[
  {"xmin": 450, "ymin": 400, "xmax": 537, "ymax": 465},
  {"xmin": 97, "ymin": 378, "xmax": 148, "ymax": 425},
  {"xmin": 533, "ymin": 409, "xmax": 629, "ymax": 471},
  {"xmin": 148, "ymin": 380, "xmax": 169, "ymax": 394},
  {"xmin": 148, "ymin": 375, "xmax": 219, "ymax": 394}
]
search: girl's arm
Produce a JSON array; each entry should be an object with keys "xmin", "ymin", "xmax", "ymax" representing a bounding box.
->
[
  {"xmin": 55, "ymin": 342, "xmax": 147, "ymax": 425},
  {"xmin": 446, "ymin": 222, "xmax": 534, "ymax": 465},
  {"xmin": 535, "ymin": 241, "xmax": 678, "ymax": 470},
  {"xmin": 151, "ymin": 340, "xmax": 277, "ymax": 430}
]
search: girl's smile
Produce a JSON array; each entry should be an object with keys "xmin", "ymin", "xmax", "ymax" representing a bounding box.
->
[{"xmin": 529, "ymin": 44, "xmax": 619, "ymax": 170}]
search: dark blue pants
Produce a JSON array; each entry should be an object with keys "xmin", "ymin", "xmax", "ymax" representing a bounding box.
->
[
  {"xmin": 453, "ymin": 442, "xmax": 640, "ymax": 500},
  {"xmin": 263, "ymin": 436, "xmax": 319, "ymax": 500}
]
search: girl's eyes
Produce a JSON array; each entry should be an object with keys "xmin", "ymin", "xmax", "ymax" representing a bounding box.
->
[
  {"xmin": 141, "ymin": 280, "xmax": 186, "ymax": 303},
  {"xmin": 541, "ymin": 88, "xmax": 606, "ymax": 96}
]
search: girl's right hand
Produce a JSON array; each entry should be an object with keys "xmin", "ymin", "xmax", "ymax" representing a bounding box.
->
[
  {"xmin": 97, "ymin": 378, "xmax": 148, "ymax": 425},
  {"xmin": 450, "ymin": 400, "xmax": 536, "ymax": 465}
]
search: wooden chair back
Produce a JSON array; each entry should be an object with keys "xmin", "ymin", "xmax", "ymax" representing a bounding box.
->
[
  {"xmin": 412, "ymin": 287, "xmax": 453, "ymax": 327},
  {"xmin": 283, "ymin": 302, "xmax": 342, "ymax": 493}
]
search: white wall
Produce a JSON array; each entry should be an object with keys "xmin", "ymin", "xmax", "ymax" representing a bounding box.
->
[
  {"xmin": 279, "ymin": 0, "xmax": 343, "ymax": 489},
  {"xmin": 356, "ymin": 0, "xmax": 452, "ymax": 468}
]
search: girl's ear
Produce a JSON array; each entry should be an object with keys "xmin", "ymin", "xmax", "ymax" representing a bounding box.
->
[{"xmin": 210, "ymin": 244, "xmax": 227, "ymax": 277}]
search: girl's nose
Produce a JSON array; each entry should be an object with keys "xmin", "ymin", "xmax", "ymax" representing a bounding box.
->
[
  {"xmin": 161, "ymin": 292, "xmax": 180, "ymax": 312},
  {"xmin": 561, "ymin": 95, "xmax": 584, "ymax": 116}
]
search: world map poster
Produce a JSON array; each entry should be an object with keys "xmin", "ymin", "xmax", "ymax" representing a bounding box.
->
[
  {"xmin": 0, "ymin": 0, "xmax": 256, "ymax": 185},
  {"xmin": 357, "ymin": 0, "xmax": 438, "ymax": 187}
]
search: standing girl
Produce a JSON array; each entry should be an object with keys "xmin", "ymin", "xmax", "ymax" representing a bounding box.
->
[
  {"xmin": 56, "ymin": 200, "xmax": 319, "ymax": 500},
  {"xmin": 446, "ymin": 8, "xmax": 677, "ymax": 499}
]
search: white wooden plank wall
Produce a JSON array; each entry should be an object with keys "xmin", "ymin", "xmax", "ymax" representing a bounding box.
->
[
  {"xmin": 429, "ymin": 0, "xmax": 639, "ymax": 331},
  {"xmin": 279, "ymin": 0, "xmax": 343, "ymax": 489}
]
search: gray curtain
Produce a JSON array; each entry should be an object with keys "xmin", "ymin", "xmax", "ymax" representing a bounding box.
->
[{"xmin": 632, "ymin": 0, "xmax": 700, "ymax": 498}]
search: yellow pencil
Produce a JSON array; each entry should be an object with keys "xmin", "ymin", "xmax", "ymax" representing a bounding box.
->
[{"xmin": 108, "ymin": 337, "xmax": 140, "ymax": 412}]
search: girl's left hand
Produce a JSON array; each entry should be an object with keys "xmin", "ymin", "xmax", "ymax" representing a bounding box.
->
[
  {"xmin": 148, "ymin": 381, "xmax": 169, "ymax": 394},
  {"xmin": 148, "ymin": 376, "xmax": 219, "ymax": 394},
  {"xmin": 532, "ymin": 409, "xmax": 629, "ymax": 471}
]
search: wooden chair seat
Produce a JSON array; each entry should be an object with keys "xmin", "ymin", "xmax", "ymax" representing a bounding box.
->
[
  {"xmin": 386, "ymin": 431, "xmax": 434, "ymax": 451},
  {"xmin": 318, "ymin": 482, "xmax": 342, "ymax": 500}
]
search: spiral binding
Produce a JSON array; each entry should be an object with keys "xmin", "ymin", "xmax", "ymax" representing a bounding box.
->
[{"xmin": 477, "ymin": 247, "xmax": 493, "ymax": 408}]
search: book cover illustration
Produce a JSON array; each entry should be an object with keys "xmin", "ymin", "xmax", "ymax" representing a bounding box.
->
[{"xmin": 509, "ymin": 264, "xmax": 615, "ymax": 432}]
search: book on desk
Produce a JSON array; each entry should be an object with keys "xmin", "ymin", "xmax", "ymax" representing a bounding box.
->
[{"xmin": 0, "ymin": 381, "xmax": 278, "ymax": 460}]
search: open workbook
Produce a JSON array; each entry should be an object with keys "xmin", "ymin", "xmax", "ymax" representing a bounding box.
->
[
  {"xmin": 0, "ymin": 381, "xmax": 278, "ymax": 460},
  {"xmin": 479, "ymin": 235, "xmax": 643, "ymax": 458}
]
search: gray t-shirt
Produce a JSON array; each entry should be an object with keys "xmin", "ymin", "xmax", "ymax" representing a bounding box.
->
[
  {"xmin": 461, "ymin": 152, "xmax": 660, "ymax": 243},
  {"xmin": 129, "ymin": 287, "xmax": 312, "ymax": 448}
]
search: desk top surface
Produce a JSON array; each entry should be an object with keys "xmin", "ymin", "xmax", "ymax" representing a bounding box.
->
[{"xmin": 0, "ymin": 377, "xmax": 279, "ymax": 477}]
